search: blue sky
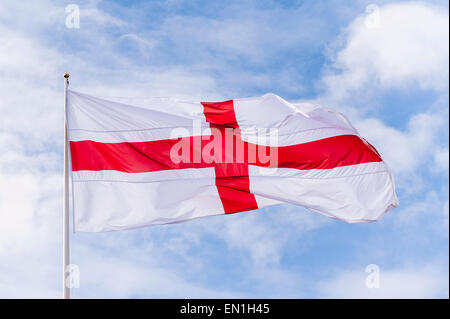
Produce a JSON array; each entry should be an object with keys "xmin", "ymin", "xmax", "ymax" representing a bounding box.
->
[{"xmin": 0, "ymin": 0, "xmax": 448, "ymax": 298}]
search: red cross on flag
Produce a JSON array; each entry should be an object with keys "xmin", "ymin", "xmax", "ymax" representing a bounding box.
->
[{"xmin": 67, "ymin": 90, "xmax": 398, "ymax": 232}]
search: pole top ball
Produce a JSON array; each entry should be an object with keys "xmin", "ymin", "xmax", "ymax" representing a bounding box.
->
[{"xmin": 64, "ymin": 72, "xmax": 70, "ymax": 78}]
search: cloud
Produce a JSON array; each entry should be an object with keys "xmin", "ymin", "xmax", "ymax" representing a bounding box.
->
[
  {"xmin": 151, "ymin": 8, "xmax": 327, "ymax": 64},
  {"xmin": 316, "ymin": 262, "xmax": 448, "ymax": 298},
  {"xmin": 355, "ymin": 110, "xmax": 447, "ymax": 175},
  {"xmin": 200, "ymin": 206, "xmax": 329, "ymax": 265},
  {"xmin": 0, "ymin": 162, "xmax": 61, "ymax": 298},
  {"xmin": 443, "ymin": 199, "xmax": 449, "ymax": 230},
  {"xmin": 314, "ymin": 2, "xmax": 449, "ymax": 188},
  {"xmin": 70, "ymin": 244, "xmax": 244, "ymax": 298},
  {"xmin": 433, "ymin": 147, "xmax": 450, "ymax": 172},
  {"xmin": 80, "ymin": 7, "xmax": 127, "ymax": 28},
  {"xmin": 311, "ymin": 3, "xmax": 449, "ymax": 299},
  {"xmin": 390, "ymin": 190, "xmax": 449, "ymax": 242},
  {"xmin": 321, "ymin": 2, "xmax": 449, "ymax": 101},
  {"xmin": 0, "ymin": 21, "xmax": 65, "ymax": 298}
]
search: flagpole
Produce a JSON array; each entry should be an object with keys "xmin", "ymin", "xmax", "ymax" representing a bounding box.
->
[{"xmin": 63, "ymin": 72, "xmax": 70, "ymax": 299}]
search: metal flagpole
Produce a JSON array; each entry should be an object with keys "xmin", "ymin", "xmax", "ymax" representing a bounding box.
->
[{"xmin": 63, "ymin": 72, "xmax": 70, "ymax": 299}]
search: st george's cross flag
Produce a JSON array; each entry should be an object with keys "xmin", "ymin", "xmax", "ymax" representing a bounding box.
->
[{"xmin": 67, "ymin": 91, "xmax": 398, "ymax": 232}]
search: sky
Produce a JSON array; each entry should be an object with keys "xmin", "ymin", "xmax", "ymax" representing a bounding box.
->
[{"xmin": 0, "ymin": 0, "xmax": 448, "ymax": 298}]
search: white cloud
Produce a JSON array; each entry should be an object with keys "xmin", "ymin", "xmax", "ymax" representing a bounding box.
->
[
  {"xmin": 443, "ymin": 199, "xmax": 449, "ymax": 230},
  {"xmin": 355, "ymin": 111, "xmax": 446, "ymax": 174},
  {"xmin": 389, "ymin": 190, "xmax": 449, "ymax": 241},
  {"xmin": 0, "ymin": 21, "xmax": 65, "ymax": 298},
  {"xmin": 70, "ymin": 244, "xmax": 244, "ymax": 298},
  {"xmin": 317, "ymin": 262, "xmax": 449, "ymax": 298},
  {"xmin": 322, "ymin": 2, "xmax": 449, "ymax": 101},
  {"xmin": 80, "ymin": 7, "xmax": 127, "ymax": 28},
  {"xmin": 433, "ymin": 147, "xmax": 450, "ymax": 172},
  {"xmin": 200, "ymin": 206, "xmax": 329, "ymax": 265},
  {"xmin": 150, "ymin": 6, "xmax": 329, "ymax": 64},
  {"xmin": 315, "ymin": 3, "xmax": 449, "ymax": 183},
  {"xmin": 312, "ymin": 3, "xmax": 449, "ymax": 300},
  {"xmin": 0, "ymin": 166, "xmax": 61, "ymax": 298}
]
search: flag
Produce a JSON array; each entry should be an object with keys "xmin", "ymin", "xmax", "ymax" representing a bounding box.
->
[{"xmin": 67, "ymin": 90, "xmax": 398, "ymax": 232}]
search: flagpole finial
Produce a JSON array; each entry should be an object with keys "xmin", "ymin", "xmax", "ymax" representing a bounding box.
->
[{"xmin": 64, "ymin": 72, "xmax": 70, "ymax": 79}]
